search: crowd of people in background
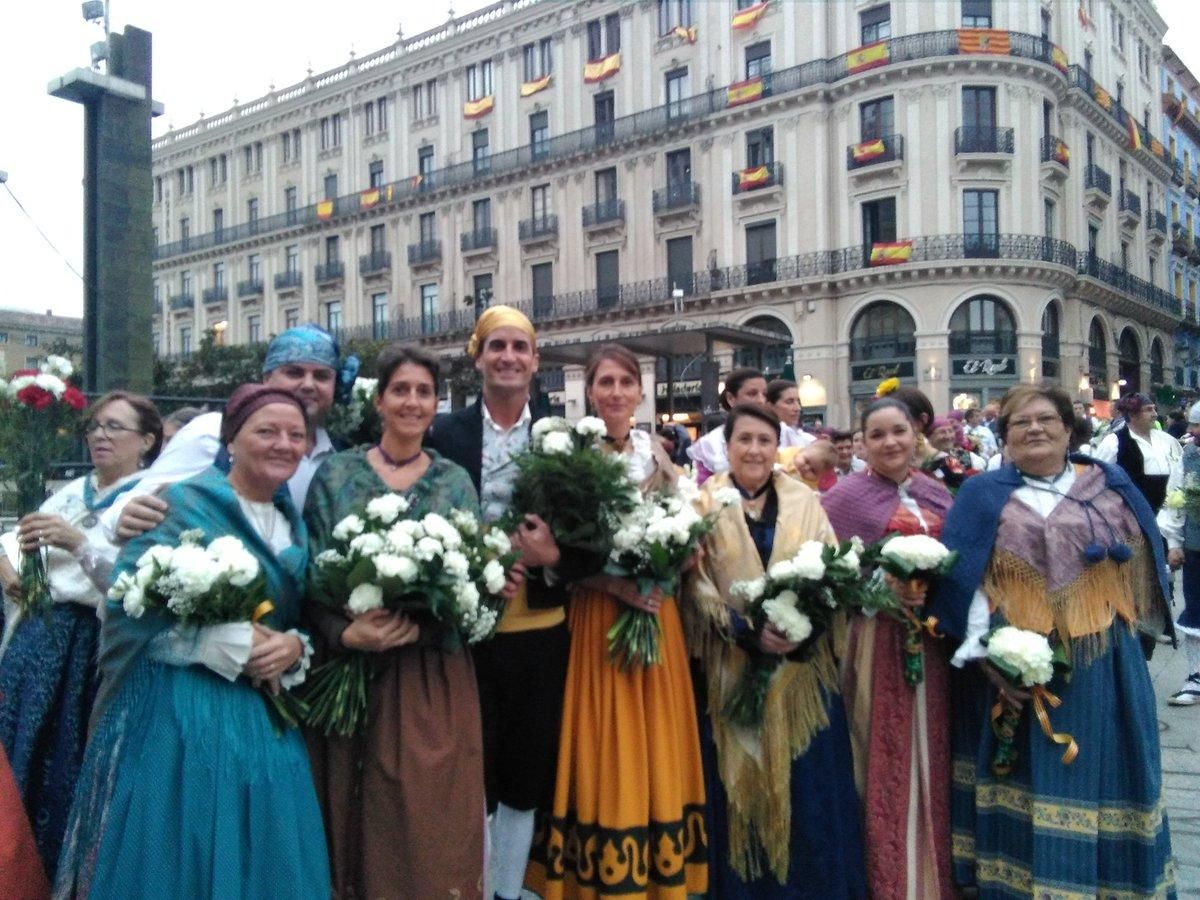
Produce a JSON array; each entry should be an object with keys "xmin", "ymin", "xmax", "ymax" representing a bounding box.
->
[{"xmin": 0, "ymin": 312, "xmax": 1190, "ymax": 899}]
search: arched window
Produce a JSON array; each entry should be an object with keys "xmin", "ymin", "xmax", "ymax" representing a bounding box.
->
[
  {"xmin": 1088, "ymin": 318, "xmax": 1108, "ymax": 392},
  {"xmin": 734, "ymin": 315, "xmax": 793, "ymax": 375},
  {"xmin": 948, "ymin": 295, "xmax": 1016, "ymax": 355},
  {"xmin": 849, "ymin": 301, "xmax": 917, "ymax": 361},
  {"xmin": 1118, "ymin": 328, "xmax": 1141, "ymax": 394},
  {"xmin": 1041, "ymin": 302, "xmax": 1060, "ymax": 378},
  {"xmin": 1150, "ymin": 337, "xmax": 1165, "ymax": 387}
]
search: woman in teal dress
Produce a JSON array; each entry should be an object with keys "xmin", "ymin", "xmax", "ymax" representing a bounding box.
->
[
  {"xmin": 54, "ymin": 384, "xmax": 330, "ymax": 898},
  {"xmin": 304, "ymin": 345, "xmax": 487, "ymax": 900}
]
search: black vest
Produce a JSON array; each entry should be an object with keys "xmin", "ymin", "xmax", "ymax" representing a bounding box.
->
[{"xmin": 1115, "ymin": 426, "xmax": 1169, "ymax": 512}]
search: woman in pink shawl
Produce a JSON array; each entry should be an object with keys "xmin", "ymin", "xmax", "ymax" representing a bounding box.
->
[{"xmin": 821, "ymin": 396, "xmax": 955, "ymax": 900}]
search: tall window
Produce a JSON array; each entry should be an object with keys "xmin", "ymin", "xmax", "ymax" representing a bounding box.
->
[
  {"xmin": 961, "ymin": 0, "xmax": 992, "ymax": 28},
  {"xmin": 596, "ymin": 250, "xmax": 620, "ymax": 307},
  {"xmin": 472, "ymin": 198, "xmax": 492, "ymax": 233},
  {"xmin": 595, "ymin": 167, "xmax": 618, "ymax": 203},
  {"xmin": 532, "ymin": 262, "xmax": 554, "ymax": 316},
  {"xmin": 180, "ymin": 217, "xmax": 190, "ymax": 244},
  {"xmin": 746, "ymin": 127, "xmax": 773, "ymax": 167},
  {"xmin": 372, "ymin": 293, "xmax": 389, "ymax": 339},
  {"xmin": 745, "ymin": 221, "xmax": 777, "ymax": 285},
  {"xmin": 860, "ymin": 96, "xmax": 894, "ymax": 139},
  {"xmin": 950, "ymin": 296, "xmax": 1015, "ymax": 353},
  {"xmin": 1040, "ymin": 8, "xmax": 1052, "ymax": 41},
  {"xmin": 745, "ymin": 42, "xmax": 772, "ymax": 79},
  {"xmin": 860, "ymin": 5, "xmax": 891, "ymax": 44},
  {"xmin": 963, "ymin": 189, "xmax": 999, "ymax": 256},
  {"xmin": 530, "ymin": 111, "xmax": 549, "ymax": 159},
  {"xmin": 248, "ymin": 315, "xmax": 262, "ymax": 343},
  {"xmin": 320, "ymin": 114, "xmax": 342, "ymax": 150},
  {"xmin": 665, "ymin": 67, "xmax": 689, "ymax": 119},
  {"xmin": 371, "ymin": 223, "xmax": 387, "ymax": 255},
  {"xmin": 179, "ymin": 326, "xmax": 192, "ymax": 357},
  {"xmin": 418, "ymin": 146, "xmax": 435, "ymax": 177},
  {"xmin": 657, "ymin": 0, "xmax": 692, "ymax": 34},
  {"xmin": 212, "ymin": 262, "xmax": 225, "ymax": 291},
  {"xmin": 284, "ymin": 188, "xmax": 297, "ymax": 223},
  {"xmin": 285, "ymin": 245, "xmax": 299, "ymax": 275},
  {"xmin": 285, "ymin": 308, "xmax": 300, "ymax": 329},
  {"xmin": 666, "ymin": 148, "xmax": 692, "ymax": 189},
  {"xmin": 523, "ymin": 38, "xmax": 553, "ymax": 81},
  {"xmin": 473, "ymin": 273, "xmax": 494, "ymax": 315},
  {"xmin": 246, "ymin": 198, "xmax": 259, "ymax": 226},
  {"xmin": 248, "ymin": 253, "xmax": 261, "ymax": 283},
  {"xmin": 212, "ymin": 208, "xmax": 224, "ymax": 235},
  {"xmin": 594, "ymin": 91, "xmax": 615, "ymax": 141},
  {"xmin": 466, "ymin": 60, "xmax": 494, "ymax": 101},
  {"xmin": 531, "ymin": 184, "xmax": 551, "ymax": 221},
  {"xmin": 368, "ymin": 160, "xmax": 384, "ymax": 188},
  {"xmin": 325, "ymin": 235, "xmax": 340, "ymax": 264},
  {"xmin": 420, "ymin": 284, "xmax": 439, "ymax": 333},
  {"xmin": 418, "ymin": 213, "xmax": 435, "ymax": 245},
  {"xmin": 1044, "ymin": 198, "xmax": 1056, "ymax": 237},
  {"xmin": 862, "ymin": 197, "xmax": 897, "ymax": 246},
  {"xmin": 962, "ymin": 86, "xmax": 997, "ymax": 129},
  {"xmin": 324, "ymin": 174, "xmax": 338, "ymax": 199},
  {"xmin": 666, "ymin": 236, "xmax": 693, "ymax": 296},
  {"xmin": 325, "ymin": 301, "xmax": 342, "ymax": 334},
  {"xmin": 471, "ymin": 129, "xmax": 490, "ymax": 176},
  {"xmin": 586, "ymin": 13, "xmax": 620, "ymax": 61}
]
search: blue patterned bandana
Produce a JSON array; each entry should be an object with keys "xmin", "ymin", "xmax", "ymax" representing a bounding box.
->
[{"xmin": 262, "ymin": 325, "xmax": 340, "ymax": 374}]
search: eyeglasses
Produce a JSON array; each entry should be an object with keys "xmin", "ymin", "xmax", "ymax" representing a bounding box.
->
[
  {"xmin": 84, "ymin": 420, "xmax": 141, "ymax": 438},
  {"xmin": 1006, "ymin": 414, "xmax": 1062, "ymax": 432}
]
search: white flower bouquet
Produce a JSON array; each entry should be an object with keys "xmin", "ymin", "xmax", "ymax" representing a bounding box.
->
[
  {"xmin": 498, "ymin": 416, "xmax": 640, "ymax": 566},
  {"xmin": 323, "ymin": 376, "xmax": 380, "ymax": 446},
  {"xmin": 723, "ymin": 538, "xmax": 873, "ymax": 729},
  {"xmin": 1165, "ymin": 472, "xmax": 1200, "ymax": 514},
  {"xmin": 604, "ymin": 481, "xmax": 740, "ymax": 669},
  {"xmin": 107, "ymin": 529, "xmax": 308, "ymax": 730},
  {"xmin": 983, "ymin": 625, "xmax": 1075, "ymax": 776},
  {"xmin": 857, "ymin": 533, "xmax": 959, "ymax": 687},
  {"xmin": 303, "ymin": 493, "xmax": 517, "ymax": 736}
]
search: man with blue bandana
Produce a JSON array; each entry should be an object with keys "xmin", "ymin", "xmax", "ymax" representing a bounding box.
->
[{"xmin": 105, "ymin": 325, "xmax": 355, "ymax": 539}]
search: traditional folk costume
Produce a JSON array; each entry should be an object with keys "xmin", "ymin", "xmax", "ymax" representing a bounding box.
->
[
  {"xmin": 0, "ymin": 743, "xmax": 48, "ymax": 900},
  {"xmin": 526, "ymin": 430, "xmax": 707, "ymax": 900},
  {"xmin": 54, "ymin": 467, "xmax": 329, "ymax": 898},
  {"xmin": 0, "ymin": 471, "xmax": 136, "ymax": 875},
  {"xmin": 821, "ymin": 469, "xmax": 956, "ymax": 900},
  {"xmin": 304, "ymin": 449, "xmax": 485, "ymax": 900},
  {"xmin": 935, "ymin": 458, "xmax": 1176, "ymax": 898},
  {"xmin": 1159, "ymin": 439, "xmax": 1200, "ymax": 704},
  {"xmin": 1093, "ymin": 424, "xmax": 1182, "ymax": 513},
  {"xmin": 684, "ymin": 472, "xmax": 866, "ymax": 898}
]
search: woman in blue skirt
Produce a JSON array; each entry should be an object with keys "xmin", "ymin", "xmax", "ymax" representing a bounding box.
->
[
  {"xmin": 934, "ymin": 383, "xmax": 1176, "ymax": 898},
  {"xmin": 54, "ymin": 385, "xmax": 329, "ymax": 898}
]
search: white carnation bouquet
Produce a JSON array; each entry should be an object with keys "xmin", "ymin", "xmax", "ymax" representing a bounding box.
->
[
  {"xmin": 983, "ymin": 625, "xmax": 1075, "ymax": 776},
  {"xmin": 107, "ymin": 529, "xmax": 307, "ymax": 730},
  {"xmin": 723, "ymin": 538, "xmax": 873, "ymax": 728},
  {"xmin": 303, "ymin": 492, "xmax": 517, "ymax": 736},
  {"xmin": 856, "ymin": 532, "xmax": 959, "ymax": 687},
  {"xmin": 323, "ymin": 376, "xmax": 381, "ymax": 446},
  {"xmin": 604, "ymin": 480, "xmax": 741, "ymax": 668}
]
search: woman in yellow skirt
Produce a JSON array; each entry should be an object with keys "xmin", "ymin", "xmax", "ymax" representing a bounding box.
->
[{"xmin": 526, "ymin": 344, "xmax": 707, "ymax": 899}]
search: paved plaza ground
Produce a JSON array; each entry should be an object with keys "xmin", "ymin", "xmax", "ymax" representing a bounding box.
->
[{"xmin": 1151, "ymin": 633, "xmax": 1200, "ymax": 897}]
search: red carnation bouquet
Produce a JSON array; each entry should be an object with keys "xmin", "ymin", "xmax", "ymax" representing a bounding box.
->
[{"xmin": 0, "ymin": 355, "xmax": 87, "ymax": 614}]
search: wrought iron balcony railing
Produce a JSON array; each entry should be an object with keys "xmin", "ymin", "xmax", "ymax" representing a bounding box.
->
[
  {"xmin": 168, "ymin": 293, "xmax": 194, "ymax": 311},
  {"xmin": 359, "ymin": 250, "xmax": 392, "ymax": 274},
  {"xmin": 1085, "ymin": 164, "xmax": 1112, "ymax": 196},
  {"xmin": 274, "ymin": 270, "xmax": 302, "ymax": 290},
  {"xmin": 518, "ymin": 215, "xmax": 559, "ymax": 242},
  {"xmin": 846, "ymin": 135, "xmax": 904, "ymax": 170},
  {"xmin": 652, "ymin": 182, "xmax": 701, "ymax": 212},
  {"xmin": 201, "ymin": 286, "xmax": 227, "ymax": 304},
  {"xmin": 236, "ymin": 279, "xmax": 263, "ymax": 298},
  {"xmin": 315, "ymin": 261, "xmax": 345, "ymax": 282},
  {"xmin": 407, "ymin": 240, "xmax": 442, "ymax": 265},
  {"xmin": 731, "ymin": 162, "xmax": 785, "ymax": 194},
  {"xmin": 954, "ymin": 126, "xmax": 1015, "ymax": 155},
  {"xmin": 460, "ymin": 228, "xmax": 497, "ymax": 252},
  {"xmin": 582, "ymin": 198, "xmax": 625, "ymax": 228}
]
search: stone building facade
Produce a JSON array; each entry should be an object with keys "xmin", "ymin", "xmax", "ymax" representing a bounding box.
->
[
  {"xmin": 151, "ymin": 0, "xmax": 1179, "ymax": 426},
  {"xmin": 0, "ymin": 308, "xmax": 83, "ymax": 377}
]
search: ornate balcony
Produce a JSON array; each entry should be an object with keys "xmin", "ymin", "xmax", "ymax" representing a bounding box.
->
[
  {"xmin": 359, "ymin": 250, "xmax": 392, "ymax": 276},
  {"xmin": 274, "ymin": 270, "xmax": 302, "ymax": 292},
  {"xmin": 582, "ymin": 199, "xmax": 625, "ymax": 231},
  {"xmin": 460, "ymin": 228, "xmax": 497, "ymax": 254},
  {"xmin": 954, "ymin": 126, "xmax": 1014, "ymax": 154},
  {"xmin": 846, "ymin": 135, "xmax": 904, "ymax": 172},
  {"xmin": 652, "ymin": 182, "xmax": 700, "ymax": 220},
  {"xmin": 168, "ymin": 293, "xmax": 194, "ymax": 312},
  {"xmin": 407, "ymin": 241, "xmax": 442, "ymax": 267},
  {"xmin": 201, "ymin": 286, "xmax": 227, "ymax": 305},
  {"xmin": 315, "ymin": 261, "xmax": 345, "ymax": 284},
  {"xmin": 1084, "ymin": 164, "xmax": 1112, "ymax": 212},
  {"xmin": 518, "ymin": 215, "xmax": 559, "ymax": 245},
  {"xmin": 236, "ymin": 279, "xmax": 263, "ymax": 299}
]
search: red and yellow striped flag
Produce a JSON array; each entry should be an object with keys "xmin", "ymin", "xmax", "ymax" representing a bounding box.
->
[
  {"xmin": 731, "ymin": 1, "xmax": 768, "ymax": 30},
  {"xmin": 673, "ymin": 25, "xmax": 697, "ymax": 43},
  {"xmin": 1050, "ymin": 45, "xmax": 1068, "ymax": 73},
  {"xmin": 1150, "ymin": 138, "xmax": 1165, "ymax": 159},
  {"xmin": 847, "ymin": 41, "xmax": 890, "ymax": 74},
  {"xmin": 737, "ymin": 165, "xmax": 770, "ymax": 190},
  {"xmin": 409, "ymin": 174, "xmax": 424, "ymax": 191},
  {"xmin": 520, "ymin": 75, "xmax": 552, "ymax": 97},
  {"xmin": 360, "ymin": 188, "xmax": 380, "ymax": 209},
  {"xmin": 1093, "ymin": 85, "xmax": 1112, "ymax": 110},
  {"xmin": 852, "ymin": 138, "xmax": 886, "ymax": 163},
  {"xmin": 869, "ymin": 240, "xmax": 913, "ymax": 266},
  {"xmin": 726, "ymin": 77, "xmax": 764, "ymax": 107},
  {"xmin": 958, "ymin": 29, "xmax": 1011, "ymax": 55},
  {"xmin": 1127, "ymin": 116, "xmax": 1142, "ymax": 152},
  {"xmin": 316, "ymin": 200, "xmax": 334, "ymax": 221},
  {"xmin": 463, "ymin": 95, "xmax": 494, "ymax": 119},
  {"xmin": 1053, "ymin": 140, "xmax": 1070, "ymax": 165},
  {"xmin": 584, "ymin": 52, "xmax": 621, "ymax": 83}
]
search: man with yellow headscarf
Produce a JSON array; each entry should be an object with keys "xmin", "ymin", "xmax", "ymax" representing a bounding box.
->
[{"xmin": 425, "ymin": 305, "xmax": 568, "ymax": 900}]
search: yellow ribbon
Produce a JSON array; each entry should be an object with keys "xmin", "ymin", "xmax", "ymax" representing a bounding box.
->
[
  {"xmin": 1031, "ymin": 685, "xmax": 1079, "ymax": 766},
  {"xmin": 251, "ymin": 600, "xmax": 275, "ymax": 623},
  {"xmin": 900, "ymin": 600, "xmax": 941, "ymax": 638}
]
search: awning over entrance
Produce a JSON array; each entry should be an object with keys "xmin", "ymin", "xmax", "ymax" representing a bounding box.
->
[{"xmin": 535, "ymin": 320, "xmax": 790, "ymax": 366}]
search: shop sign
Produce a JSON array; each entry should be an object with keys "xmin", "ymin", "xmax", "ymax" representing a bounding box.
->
[
  {"xmin": 952, "ymin": 357, "xmax": 1014, "ymax": 377},
  {"xmin": 851, "ymin": 361, "xmax": 913, "ymax": 382}
]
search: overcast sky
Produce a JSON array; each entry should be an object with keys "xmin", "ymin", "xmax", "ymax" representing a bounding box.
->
[{"xmin": 4, "ymin": 0, "xmax": 1200, "ymax": 318}]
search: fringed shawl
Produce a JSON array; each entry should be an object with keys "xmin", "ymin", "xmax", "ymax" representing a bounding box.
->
[
  {"xmin": 682, "ymin": 471, "xmax": 844, "ymax": 884},
  {"xmin": 821, "ymin": 468, "xmax": 953, "ymax": 546}
]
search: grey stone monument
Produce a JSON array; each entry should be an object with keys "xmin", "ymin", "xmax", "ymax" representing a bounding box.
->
[{"xmin": 49, "ymin": 23, "xmax": 161, "ymax": 393}]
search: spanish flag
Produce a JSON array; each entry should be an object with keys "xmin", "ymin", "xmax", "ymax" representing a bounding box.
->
[
  {"xmin": 731, "ymin": 1, "xmax": 768, "ymax": 30},
  {"xmin": 737, "ymin": 165, "xmax": 770, "ymax": 190},
  {"xmin": 727, "ymin": 77, "xmax": 764, "ymax": 107},
  {"xmin": 1053, "ymin": 140, "xmax": 1070, "ymax": 165},
  {"xmin": 852, "ymin": 138, "xmax": 886, "ymax": 163},
  {"xmin": 463, "ymin": 95, "xmax": 494, "ymax": 119},
  {"xmin": 1150, "ymin": 138, "xmax": 1165, "ymax": 159},
  {"xmin": 673, "ymin": 25, "xmax": 697, "ymax": 43},
  {"xmin": 360, "ymin": 188, "xmax": 380, "ymax": 209},
  {"xmin": 584, "ymin": 52, "xmax": 621, "ymax": 83},
  {"xmin": 847, "ymin": 41, "xmax": 890, "ymax": 74},
  {"xmin": 1127, "ymin": 115, "xmax": 1142, "ymax": 152},
  {"xmin": 869, "ymin": 240, "xmax": 913, "ymax": 266},
  {"xmin": 958, "ymin": 29, "xmax": 1011, "ymax": 55},
  {"xmin": 1093, "ymin": 85, "xmax": 1112, "ymax": 110},
  {"xmin": 520, "ymin": 75, "xmax": 552, "ymax": 97},
  {"xmin": 316, "ymin": 199, "xmax": 334, "ymax": 221},
  {"xmin": 1050, "ymin": 45, "xmax": 1068, "ymax": 73},
  {"xmin": 409, "ymin": 174, "xmax": 424, "ymax": 191}
]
